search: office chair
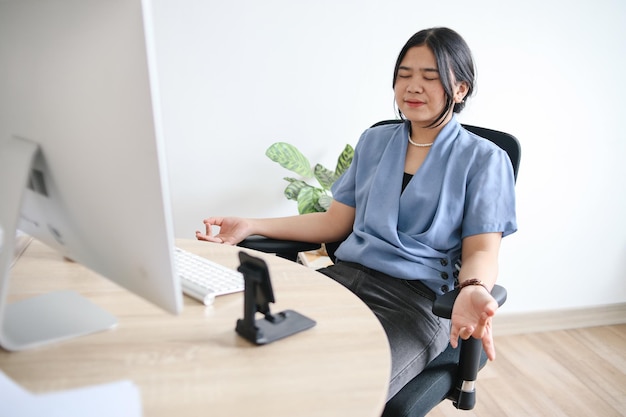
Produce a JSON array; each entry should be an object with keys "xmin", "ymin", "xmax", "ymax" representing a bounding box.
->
[{"xmin": 239, "ymin": 120, "xmax": 521, "ymax": 416}]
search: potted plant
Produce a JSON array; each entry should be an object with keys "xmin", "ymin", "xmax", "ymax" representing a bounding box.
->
[{"xmin": 265, "ymin": 142, "xmax": 354, "ymax": 214}]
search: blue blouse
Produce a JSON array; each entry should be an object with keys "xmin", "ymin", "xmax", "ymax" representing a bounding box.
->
[{"xmin": 331, "ymin": 116, "xmax": 517, "ymax": 295}]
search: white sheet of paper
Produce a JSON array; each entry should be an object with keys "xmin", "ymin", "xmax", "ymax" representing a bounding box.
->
[{"xmin": 0, "ymin": 370, "xmax": 142, "ymax": 417}]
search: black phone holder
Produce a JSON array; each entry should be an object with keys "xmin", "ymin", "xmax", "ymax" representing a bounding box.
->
[{"xmin": 235, "ymin": 251, "xmax": 316, "ymax": 345}]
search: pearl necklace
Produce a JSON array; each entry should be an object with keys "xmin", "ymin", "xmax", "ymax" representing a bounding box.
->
[{"xmin": 407, "ymin": 132, "xmax": 434, "ymax": 148}]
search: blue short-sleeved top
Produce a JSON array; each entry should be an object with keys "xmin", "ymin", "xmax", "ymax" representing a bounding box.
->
[{"xmin": 331, "ymin": 116, "xmax": 517, "ymax": 295}]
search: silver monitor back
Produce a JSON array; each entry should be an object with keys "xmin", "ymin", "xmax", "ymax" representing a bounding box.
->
[{"xmin": 0, "ymin": 0, "xmax": 182, "ymax": 350}]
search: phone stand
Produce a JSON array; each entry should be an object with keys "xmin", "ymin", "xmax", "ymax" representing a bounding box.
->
[{"xmin": 235, "ymin": 252, "xmax": 315, "ymax": 345}]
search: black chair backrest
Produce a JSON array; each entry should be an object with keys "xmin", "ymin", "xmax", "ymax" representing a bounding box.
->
[{"xmin": 462, "ymin": 124, "xmax": 521, "ymax": 181}]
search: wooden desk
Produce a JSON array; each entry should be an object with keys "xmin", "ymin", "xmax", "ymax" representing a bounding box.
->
[{"xmin": 1, "ymin": 239, "xmax": 391, "ymax": 417}]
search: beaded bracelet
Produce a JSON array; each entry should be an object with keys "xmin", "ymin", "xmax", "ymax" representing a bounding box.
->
[{"xmin": 455, "ymin": 278, "xmax": 489, "ymax": 292}]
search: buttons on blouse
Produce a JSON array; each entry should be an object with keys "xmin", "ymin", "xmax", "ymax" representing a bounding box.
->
[{"xmin": 438, "ymin": 258, "xmax": 452, "ymax": 292}]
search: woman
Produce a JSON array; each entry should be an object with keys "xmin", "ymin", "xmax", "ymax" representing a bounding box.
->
[{"xmin": 196, "ymin": 27, "xmax": 517, "ymax": 399}]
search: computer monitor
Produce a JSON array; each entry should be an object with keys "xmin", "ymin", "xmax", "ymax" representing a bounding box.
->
[{"xmin": 0, "ymin": 0, "xmax": 183, "ymax": 351}]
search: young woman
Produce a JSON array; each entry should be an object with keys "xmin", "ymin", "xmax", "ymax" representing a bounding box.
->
[{"xmin": 196, "ymin": 27, "xmax": 517, "ymax": 400}]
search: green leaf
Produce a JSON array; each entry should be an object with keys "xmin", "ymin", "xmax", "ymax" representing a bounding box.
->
[
  {"xmin": 318, "ymin": 194, "xmax": 333, "ymax": 211},
  {"xmin": 335, "ymin": 144, "xmax": 354, "ymax": 176},
  {"xmin": 267, "ymin": 142, "xmax": 353, "ymax": 214},
  {"xmin": 282, "ymin": 178, "xmax": 308, "ymax": 201},
  {"xmin": 313, "ymin": 163, "xmax": 337, "ymax": 190},
  {"xmin": 297, "ymin": 187, "xmax": 325, "ymax": 214},
  {"xmin": 266, "ymin": 142, "xmax": 313, "ymax": 178}
]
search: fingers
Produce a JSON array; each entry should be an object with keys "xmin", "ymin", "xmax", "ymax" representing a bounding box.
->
[
  {"xmin": 195, "ymin": 217, "xmax": 247, "ymax": 246},
  {"xmin": 482, "ymin": 331, "xmax": 496, "ymax": 361},
  {"xmin": 449, "ymin": 325, "xmax": 475, "ymax": 347},
  {"xmin": 203, "ymin": 218, "xmax": 219, "ymax": 234},
  {"xmin": 195, "ymin": 230, "xmax": 223, "ymax": 243},
  {"xmin": 450, "ymin": 329, "xmax": 458, "ymax": 348},
  {"xmin": 450, "ymin": 311, "xmax": 493, "ymax": 345},
  {"xmin": 195, "ymin": 218, "xmax": 224, "ymax": 243},
  {"xmin": 449, "ymin": 324, "xmax": 496, "ymax": 361}
]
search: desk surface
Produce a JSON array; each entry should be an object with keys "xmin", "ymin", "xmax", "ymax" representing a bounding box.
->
[{"xmin": 1, "ymin": 239, "xmax": 391, "ymax": 417}]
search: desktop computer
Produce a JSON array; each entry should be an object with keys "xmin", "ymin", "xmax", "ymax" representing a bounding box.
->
[{"xmin": 0, "ymin": 0, "xmax": 183, "ymax": 350}]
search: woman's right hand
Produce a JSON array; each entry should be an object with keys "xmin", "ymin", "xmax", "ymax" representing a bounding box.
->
[{"xmin": 195, "ymin": 217, "xmax": 251, "ymax": 245}]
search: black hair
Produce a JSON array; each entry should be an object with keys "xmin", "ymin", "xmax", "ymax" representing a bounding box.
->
[{"xmin": 392, "ymin": 27, "xmax": 476, "ymax": 128}]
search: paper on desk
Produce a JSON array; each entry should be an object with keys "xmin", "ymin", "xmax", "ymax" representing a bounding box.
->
[{"xmin": 0, "ymin": 370, "xmax": 142, "ymax": 417}]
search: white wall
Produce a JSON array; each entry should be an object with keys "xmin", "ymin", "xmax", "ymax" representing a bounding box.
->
[{"xmin": 151, "ymin": 0, "xmax": 626, "ymax": 315}]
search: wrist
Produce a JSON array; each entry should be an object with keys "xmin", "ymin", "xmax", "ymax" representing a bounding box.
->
[{"xmin": 456, "ymin": 278, "xmax": 490, "ymax": 293}]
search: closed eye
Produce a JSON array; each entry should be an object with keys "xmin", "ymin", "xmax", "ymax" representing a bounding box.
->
[{"xmin": 422, "ymin": 68, "xmax": 439, "ymax": 81}]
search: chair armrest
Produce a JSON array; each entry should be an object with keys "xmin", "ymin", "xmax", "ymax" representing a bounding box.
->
[
  {"xmin": 431, "ymin": 285, "xmax": 507, "ymax": 410},
  {"xmin": 238, "ymin": 235, "xmax": 321, "ymax": 262}
]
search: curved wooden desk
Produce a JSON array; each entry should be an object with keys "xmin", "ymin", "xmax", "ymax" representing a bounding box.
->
[{"xmin": 1, "ymin": 239, "xmax": 391, "ymax": 417}]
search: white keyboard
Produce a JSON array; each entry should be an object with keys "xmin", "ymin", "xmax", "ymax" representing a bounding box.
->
[{"xmin": 174, "ymin": 247, "xmax": 244, "ymax": 306}]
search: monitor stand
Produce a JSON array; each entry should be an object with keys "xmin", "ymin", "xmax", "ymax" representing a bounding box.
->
[{"xmin": 0, "ymin": 136, "xmax": 117, "ymax": 351}]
